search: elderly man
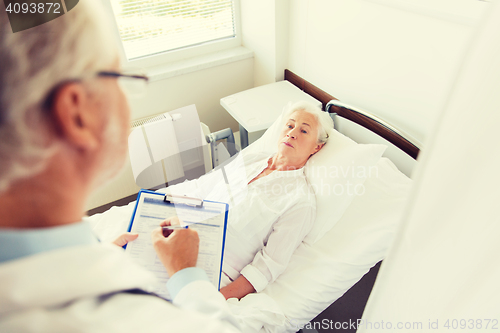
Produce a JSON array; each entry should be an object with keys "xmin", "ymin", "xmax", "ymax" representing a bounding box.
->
[{"xmin": 0, "ymin": 1, "xmax": 240, "ymax": 332}]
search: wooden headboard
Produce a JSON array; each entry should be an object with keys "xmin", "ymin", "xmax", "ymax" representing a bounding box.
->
[{"xmin": 284, "ymin": 69, "xmax": 420, "ymax": 160}]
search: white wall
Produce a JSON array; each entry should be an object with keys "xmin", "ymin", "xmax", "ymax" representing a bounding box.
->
[
  {"xmin": 240, "ymin": 0, "xmax": 289, "ymax": 86},
  {"xmin": 287, "ymin": 0, "xmax": 487, "ymax": 148}
]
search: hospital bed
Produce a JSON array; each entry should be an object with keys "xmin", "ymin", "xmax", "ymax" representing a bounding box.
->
[
  {"xmin": 273, "ymin": 70, "xmax": 419, "ymax": 332},
  {"xmin": 88, "ymin": 70, "xmax": 419, "ymax": 333}
]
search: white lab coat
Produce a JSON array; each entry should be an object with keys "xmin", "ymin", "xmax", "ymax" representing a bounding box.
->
[{"xmin": 0, "ymin": 243, "xmax": 241, "ymax": 332}]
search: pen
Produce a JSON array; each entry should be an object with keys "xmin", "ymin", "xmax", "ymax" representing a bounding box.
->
[
  {"xmin": 161, "ymin": 225, "xmax": 188, "ymax": 237},
  {"xmin": 162, "ymin": 226, "xmax": 188, "ymax": 230}
]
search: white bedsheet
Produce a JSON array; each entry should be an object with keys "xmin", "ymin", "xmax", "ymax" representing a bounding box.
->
[
  {"xmin": 224, "ymin": 158, "xmax": 412, "ymax": 333},
  {"xmin": 88, "ymin": 156, "xmax": 411, "ymax": 333}
]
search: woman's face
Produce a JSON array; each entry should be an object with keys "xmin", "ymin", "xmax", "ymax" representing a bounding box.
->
[{"xmin": 277, "ymin": 110, "xmax": 324, "ymax": 164}]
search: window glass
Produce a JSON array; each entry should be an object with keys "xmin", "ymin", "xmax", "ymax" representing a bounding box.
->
[{"xmin": 110, "ymin": 0, "xmax": 236, "ymax": 61}]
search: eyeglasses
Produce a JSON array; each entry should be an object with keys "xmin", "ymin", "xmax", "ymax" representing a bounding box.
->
[
  {"xmin": 43, "ymin": 70, "xmax": 150, "ymax": 110},
  {"xmin": 97, "ymin": 71, "xmax": 149, "ymax": 98}
]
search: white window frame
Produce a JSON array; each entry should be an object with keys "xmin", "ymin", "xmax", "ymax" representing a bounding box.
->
[{"xmin": 103, "ymin": 0, "xmax": 242, "ymax": 70}]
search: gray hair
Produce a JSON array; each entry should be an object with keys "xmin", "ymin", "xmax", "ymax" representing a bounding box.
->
[
  {"xmin": 0, "ymin": 0, "xmax": 120, "ymax": 192},
  {"xmin": 283, "ymin": 101, "xmax": 334, "ymax": 144}
]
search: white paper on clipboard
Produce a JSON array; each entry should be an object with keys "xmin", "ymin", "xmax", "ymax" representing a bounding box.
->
[{"xmin": 124, "ymin": 190, "xmax": 228, "ymax": 300}]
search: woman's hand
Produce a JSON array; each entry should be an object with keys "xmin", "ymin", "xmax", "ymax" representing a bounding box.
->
[
  {"xmin": 112, "ymin": 232, "xmax": 139, "ymax": 247},
  {"xmin": 220, "ymin": 275, "xmax": 256, "ymax": 300}
]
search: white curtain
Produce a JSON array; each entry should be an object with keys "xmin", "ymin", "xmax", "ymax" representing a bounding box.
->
[{"xmin": 359, "ymin": 2, "xmax": 500, "ymax": 332}]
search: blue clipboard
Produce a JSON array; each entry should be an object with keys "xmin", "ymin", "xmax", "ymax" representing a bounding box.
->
[{"xmin": 125, "ymin": 189, "xmax": 229, "ymax": 292}]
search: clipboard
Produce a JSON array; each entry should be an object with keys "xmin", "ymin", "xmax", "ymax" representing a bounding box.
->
[
  {"xmin": 124, "ymin": 189, "xmax": 228, "ymax": 300},
  {"xmin": 164, "ymin": 194, "xmax": 203, "ymax": 208}
]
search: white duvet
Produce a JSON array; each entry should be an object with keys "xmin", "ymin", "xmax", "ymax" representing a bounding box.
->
[{"xmin": 88, "ymin": 155, "xmax": 411, "ymax": 332}]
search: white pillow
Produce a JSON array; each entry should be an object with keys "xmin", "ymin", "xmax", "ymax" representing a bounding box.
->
[
  {"xmin": 247, "ymin": 108, "xmax": 386, "ymax": 244},
  {"xmin": 303, "ymin": 128, "xmax": 386, "ymax": 244},
  {"xmin": 261, "ymin": 157, "xmax": 412, "ymax": 332}
]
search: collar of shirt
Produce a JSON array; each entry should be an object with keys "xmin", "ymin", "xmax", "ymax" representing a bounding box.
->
[
  {"xmin": 246, "ymin": 153, "xmax": 305, "ymax": 184},
  {"xmin": 0, "ymin": 218, "xmax": 99, "ymax": 264}
]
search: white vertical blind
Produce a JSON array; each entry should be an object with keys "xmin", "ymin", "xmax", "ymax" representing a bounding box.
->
[{"xmin": 110, "ymin": 0, "xmax": 236, "ymax": 60}]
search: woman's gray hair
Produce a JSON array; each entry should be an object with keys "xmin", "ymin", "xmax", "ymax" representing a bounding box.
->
[
  {"xmin": 0, "ymin": 0, "xmax": 120, "ymax": 192},
  {"xmin": 283, "ymin": 101, "xmax": 334, "ymax": 144}
]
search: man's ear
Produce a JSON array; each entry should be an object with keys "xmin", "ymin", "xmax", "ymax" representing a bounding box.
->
[{"xmin": 51, "ymin": 83, "xmax": 99, "ymax": 151}]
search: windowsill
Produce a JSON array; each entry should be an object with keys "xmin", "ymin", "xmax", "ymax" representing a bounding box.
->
[{"xmin": 145, "ymin": 46, "xmax": 253, "ymax": 82}]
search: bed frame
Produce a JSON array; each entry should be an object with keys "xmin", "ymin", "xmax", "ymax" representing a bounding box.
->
[
  {"xmin": 284, "ymin": 69, "xmax": 419, "ymax": 332},
  {"xmin": 284, "ymin": 69, "xmax": 420, "ymax": 159}
]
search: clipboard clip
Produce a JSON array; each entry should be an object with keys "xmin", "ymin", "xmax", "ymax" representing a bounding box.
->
[{"xmin": 164, "ymin": 194, "xmax": 203, "ymax": 208}]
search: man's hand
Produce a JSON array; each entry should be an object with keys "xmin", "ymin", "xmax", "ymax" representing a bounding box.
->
[
  {"xmin": 152, "ymin": 218, "xmax": 199, "ymax": 277},
  {"xmin": 112, "ymin": 232, "xmax": 139, "ymax": 247},
  {"xmin": 160, "ymin": 216, "xmax": 181, "ymax": 237}
]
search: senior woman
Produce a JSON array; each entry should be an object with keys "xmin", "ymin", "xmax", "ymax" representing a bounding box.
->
[
  {"xmin": 160, "ymin": 101, "xmax": 332, "ymax": 299},
  {"xmin": 209, "ymin": 101, "xmax": 333, "ymax": 299}
]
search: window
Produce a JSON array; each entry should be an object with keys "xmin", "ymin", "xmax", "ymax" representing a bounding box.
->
[{"xmin": 109, "ymin": 0, "xmax": 239, "ymax": 63}]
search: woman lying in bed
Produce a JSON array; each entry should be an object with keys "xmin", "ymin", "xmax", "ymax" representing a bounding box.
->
[{"xmin": 164, "ymin": 101, "xmax": 333, "ymax": 300}]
